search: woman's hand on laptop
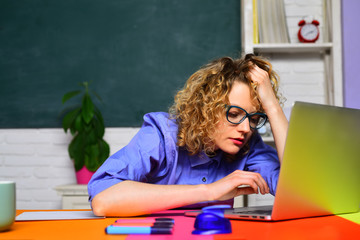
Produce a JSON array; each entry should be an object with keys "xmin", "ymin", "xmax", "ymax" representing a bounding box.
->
[{"xmin": 205, "ymin": 170, "xmax": 270, "ymax": 201}]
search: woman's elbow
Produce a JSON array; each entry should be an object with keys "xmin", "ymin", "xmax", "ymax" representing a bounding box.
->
[{"xmin": 91, "ymin": 194, "xmax": 107, "ymax": 217}]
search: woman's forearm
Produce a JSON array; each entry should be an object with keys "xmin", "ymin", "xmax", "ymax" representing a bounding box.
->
[
  {"xmin": 247, "ymin": 65, "xmax": 288, "ymax": 163},
  {"xmin": 91, "ymin": 169, "xmax": 270, "ymax": 217},
  {"xmin": 266, "ymin": 103, "xmax": 288, "ymax": 164},
  {"xmin": 91, "ymin": 180, "xmax": 209, "ymax": 217}
]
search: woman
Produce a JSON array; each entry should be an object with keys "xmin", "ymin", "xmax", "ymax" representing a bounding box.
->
[{"xmin": 88, "ymin": 54, "xmax": 288, "ymax": 217}]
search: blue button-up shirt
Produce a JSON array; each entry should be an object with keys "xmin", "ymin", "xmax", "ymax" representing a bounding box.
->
[{"xmin": 88, "ymin": 112, "xmax": 280, "ymax": 202}]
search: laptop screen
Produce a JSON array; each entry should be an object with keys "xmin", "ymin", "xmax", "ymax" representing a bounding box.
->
[{"xmin": 272, "ymin": 102, "xmax": 360, "ymax": 220}]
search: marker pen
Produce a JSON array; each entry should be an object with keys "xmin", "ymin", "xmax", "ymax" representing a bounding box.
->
[
  {"xmin": 115, "ymin": 217, "xmax": 174, "ymax": 224},
  {"xmin": 112, "ymin": 222, "xmax": 174, "ymax": 227},
  {"xmin": 106, "ymin": 226, "xmax": 173, "ymax": 235}
]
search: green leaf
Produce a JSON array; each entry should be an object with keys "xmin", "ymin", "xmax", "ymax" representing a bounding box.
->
[
  {"xmin": 93, "ymin": 108, "xmax": 105, "ymax": 137},
  {"xmin": 70, "ymin": 127, "xmax": 77, "ymax": 136},
  {"xmin": 86, "ymin": 128, "xmax": 97, "ymax": 144},
  {"xmin": 83, "ymin": 140, "xmax": 110, "ymax": 171},
  {"xmin": 82, "ymin": 93, "xmax": 94, "ymax": 124},
  {"xmin": 62, "ymin": 90, "xmax": 81, "ymax": 104},
  {"xmin": 92, "ymin": 117, "xmax": 105, "ymax": 138},
  {"xmin": 69, "ymin": 134, "xmax": 85, "ymax": 171},
  {"xmin": 74, "ymin": 114, "xmax": 83, "ymax": 132},
  {"xmin": 82, "ymin": 154, "xmax": 90, "ymax": 172},
  {"xmin": 98, "ymin": 139, "xmax": 110, "ymax": 164},
  {"xmin": 94, "ymin": 107, "xmax": 104, "ymax": 125},
  {"xmin": 62, "ymin": 108, "xmax": 81, "ymax": 132},
  {"xmin": 84, "ymin": 144, "xmax": 100, "ymax": 171},
  {"xmin": 68, "ymin": 134, "xmax": 81, "ymax": 159}
]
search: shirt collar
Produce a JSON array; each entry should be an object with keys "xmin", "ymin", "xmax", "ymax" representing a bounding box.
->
[{"xmin": 190, "ymin": 151, "xmax": 224, "ymax": 168}]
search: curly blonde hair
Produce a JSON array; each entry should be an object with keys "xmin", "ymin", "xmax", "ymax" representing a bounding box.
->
[{"xmin": 169, "ymin": 54, "xmax": 282, "ymax": 156}]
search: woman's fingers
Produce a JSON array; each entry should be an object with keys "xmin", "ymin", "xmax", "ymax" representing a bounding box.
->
[
  {"xmin": 236, "ymin": 186, "xmax": 257, "ymax": 195},
  {"xmin": 249, "ymin": 65, "xmax": 268, "ymax": 84},
  {"xmin": 242, "ymin": 176, "xmax": 268, "ymax": 195},
  {"xmin": 208, "ymin": 170, "xmax": 270, "ymax": 201},
  {"xmin": 248, "ymin": 65, "xmax": 278, "ymax": 111},
  {"xmin": 233, "ymin": 170, "xmax": 269, "ymax": 194},
  {"xmin": 226, "ymin": 170, "xmax": 269, "ymax": 195},
  {"xmin": 249, "ymin": 66, "xmax": 272, "ymax": 91}
]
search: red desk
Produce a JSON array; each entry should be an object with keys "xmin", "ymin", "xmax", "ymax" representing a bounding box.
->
[{"xmin": 0, "ymin": 210, "xmax": 359, "ymax": 240}]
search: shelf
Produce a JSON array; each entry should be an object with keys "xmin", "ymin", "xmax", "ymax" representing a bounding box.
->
[
  {"xmin": 261, "ymin": 136, "xmax": 274, "ymax": 142},
  {"xmin": 54, "ymin": 184, "xmax": 88, "ymax": 196},
  {"xmin": 253, "ymin": 43, "xmax": 333, "ymax": 53}
]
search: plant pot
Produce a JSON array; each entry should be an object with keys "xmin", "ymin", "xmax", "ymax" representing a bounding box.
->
[{"xmin": 75, "ymin": 166, "xmax": 95, "ymax": 184}]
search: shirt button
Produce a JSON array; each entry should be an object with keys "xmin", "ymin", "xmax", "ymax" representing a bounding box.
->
[{"xmin": 202, "ymin": 177, "xmax": 207, "ymax": 182}]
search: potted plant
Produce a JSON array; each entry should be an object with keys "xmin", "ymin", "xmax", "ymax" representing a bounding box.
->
[{"xmin": 61, "ymin": 81, "xmax": 110, "ymax": 184}]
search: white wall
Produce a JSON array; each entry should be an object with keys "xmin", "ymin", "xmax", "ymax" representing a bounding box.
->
[
  {"xmin": 270, "ymin": 53, "xmax": 326, "ymax": 110},
  {"xmin": 0, "ymin": 128, "xmax": 139, "ymax": 209}
]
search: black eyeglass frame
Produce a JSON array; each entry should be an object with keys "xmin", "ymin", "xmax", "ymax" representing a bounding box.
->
[{"xmin": 225, "ymin": 105, "xmax": 268, "ymax": 130}]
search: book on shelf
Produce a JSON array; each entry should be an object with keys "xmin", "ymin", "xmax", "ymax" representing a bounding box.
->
[
  {"xmin": 252, "ymin": 0, "xmax": 259, "ymax": 44},
  {"xmin": 255, "ymin": 0, "xmax": 290, "ymax": 44},
  {"xmin": 323, "ymin": 0, "xmax": 332, "ymax": 42}
]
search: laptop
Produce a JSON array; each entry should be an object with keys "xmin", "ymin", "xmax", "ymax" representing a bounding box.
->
[{"xmin": 186, "ymin": 102, "xmax": 360, "ymax": 221}]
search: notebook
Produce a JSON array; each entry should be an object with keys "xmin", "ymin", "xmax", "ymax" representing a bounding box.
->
[{"xmin": 186, "ymin": 102, "xmax": 360, "ymax": 221}]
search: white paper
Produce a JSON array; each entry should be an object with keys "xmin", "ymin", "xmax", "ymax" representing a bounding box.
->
[{"xmin": 15, "ymin": 210, "xmax": 104, "ymax": 221}]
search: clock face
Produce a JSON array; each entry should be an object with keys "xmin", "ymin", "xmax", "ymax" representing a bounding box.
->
[{"xmin": 300, "ymin": 24, "xmax": 319, "ymax": 41}]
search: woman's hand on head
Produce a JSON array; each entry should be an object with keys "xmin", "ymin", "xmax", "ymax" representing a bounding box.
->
[
  {"xmin": 249, "ymin": 65, "xmax": 278, "ymax": 111},
  {"xmin": 206, "ymin": 170, "xmax": 270, "ymax": 201}
]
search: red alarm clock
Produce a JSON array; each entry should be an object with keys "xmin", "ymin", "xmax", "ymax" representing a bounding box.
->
[{"xmin": 298, "ymin": 19, "xmax": 320, "ymax": 43}]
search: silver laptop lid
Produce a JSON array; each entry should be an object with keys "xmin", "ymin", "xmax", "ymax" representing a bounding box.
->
[{"xmin": 272, "ymin": 102, "xmax": 360, "ymax": 220}]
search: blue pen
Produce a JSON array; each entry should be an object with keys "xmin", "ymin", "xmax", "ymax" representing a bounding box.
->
[{"xmin": 106, "ymin": 226, "xmax": 173, "ymax": 235}]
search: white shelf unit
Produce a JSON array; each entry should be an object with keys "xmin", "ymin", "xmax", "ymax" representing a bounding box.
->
[
  {"xmin": 55, "ymin": 184, "xmax": 91, "ymax": 210},
  {"xmin": 241, "ymin": 0, "xmax": 343, "ymax": 107}
]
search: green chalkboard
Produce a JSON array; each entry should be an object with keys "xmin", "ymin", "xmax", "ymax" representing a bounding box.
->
[{"xmin": 0, "ymin": 0, "xmax": 241, "ymax": 128}]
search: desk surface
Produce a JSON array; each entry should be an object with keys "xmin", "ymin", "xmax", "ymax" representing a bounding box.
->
[{"xmin": 0, "ymin": 210, "xmax": 359, "ymax": 240}]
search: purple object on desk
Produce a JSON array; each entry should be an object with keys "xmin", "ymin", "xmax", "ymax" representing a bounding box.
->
[{"xmin": 192, "ymin": 205, "xmax": 232, "ymax": 235}]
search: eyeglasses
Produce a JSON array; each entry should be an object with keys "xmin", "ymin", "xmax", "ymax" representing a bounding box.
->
[{"xmin": 225, "ymin": 105, "xmax": 267, "ymax": 130}]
